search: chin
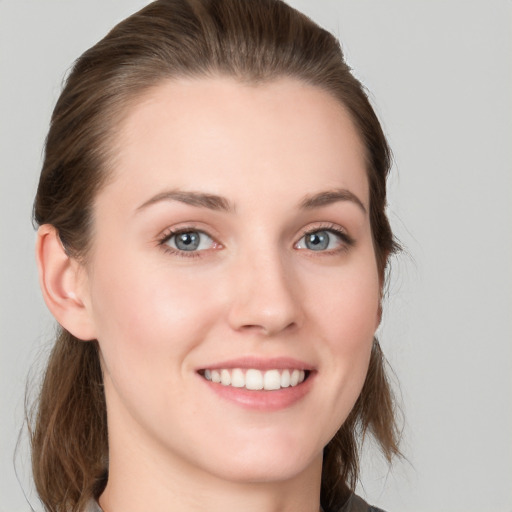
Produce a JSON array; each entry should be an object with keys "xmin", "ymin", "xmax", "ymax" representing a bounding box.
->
[{"xmin": 194, "ymin": 436, "xmax": 323, "ymax": 484}]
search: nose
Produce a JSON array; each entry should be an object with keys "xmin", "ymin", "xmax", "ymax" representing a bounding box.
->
[{"xmin": 226, "ymin": 249, "xmax": 302, "ymax": 336}]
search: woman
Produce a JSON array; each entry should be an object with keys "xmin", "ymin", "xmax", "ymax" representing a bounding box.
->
[{"xmin": 31, "ymin": 1, "xmax": 400, "ymax": 511}]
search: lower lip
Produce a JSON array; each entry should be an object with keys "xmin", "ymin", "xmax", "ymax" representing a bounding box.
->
[{"xmin": 200, "ymin": 373, "xmax": 315, "ymax": 411}]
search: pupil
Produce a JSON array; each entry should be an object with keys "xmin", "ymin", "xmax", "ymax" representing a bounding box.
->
[
  {"xmin": 176, "ymin": 232, "xmax": 199, "ymax": 251},
  {"xmin": 306, "ymin": 231, "xmax": 329, "ymax": 251}
]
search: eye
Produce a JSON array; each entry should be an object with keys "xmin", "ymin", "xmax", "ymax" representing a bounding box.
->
[
  {"xmin": 163, "ymin": 230, "xmax": 216, "ymax": 252},
  {"xmin": 295, "ymin": 228, "xmax": 351, "ymax": 252}
]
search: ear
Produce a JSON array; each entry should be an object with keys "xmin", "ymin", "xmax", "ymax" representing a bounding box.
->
[{"xmin": 36, "ymin": 224, "xmax": 96, "ymax": 341}]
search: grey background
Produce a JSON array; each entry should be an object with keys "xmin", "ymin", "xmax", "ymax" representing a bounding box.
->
[{"xmin": 1, "ymin": 1, "xmax": 511, "ymax": 511}]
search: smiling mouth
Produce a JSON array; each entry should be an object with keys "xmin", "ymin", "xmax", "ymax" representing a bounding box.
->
[{"xmin": 199, "ymin": 368, "xmax": 309, "ymax": 391}]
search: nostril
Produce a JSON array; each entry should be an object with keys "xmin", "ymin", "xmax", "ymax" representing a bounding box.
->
[{"xmin": 237, "ymin": 320, "xmax": 297, "ymax": 336}]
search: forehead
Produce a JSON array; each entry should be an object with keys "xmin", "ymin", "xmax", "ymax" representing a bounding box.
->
[{"xmin": 104, "ymin": 76, "xmax": 368, "ymax": 211}]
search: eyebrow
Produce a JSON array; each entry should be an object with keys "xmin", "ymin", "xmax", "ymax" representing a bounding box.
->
[
  {"xmin": 136, "ymin": 189, "xmax": 234, "ymax": 213},
  {"xmin": 136, "ymin": 187, "xmax": 366, "ymax": 215},
  {"xmin": 299, "ymin": 188, "xmax": 367, "ymax": 214}
]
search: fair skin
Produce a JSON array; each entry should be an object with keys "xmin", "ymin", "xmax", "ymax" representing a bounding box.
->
[{"xmin": 37, "ymin": 77, "xmax": 381, "ymax": 512}]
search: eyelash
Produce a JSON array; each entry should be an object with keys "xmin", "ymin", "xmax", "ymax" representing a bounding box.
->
[
  {"xmin": 156, "ymin": 223, "xmax": 354, "ymax": 258},
  {"xmin": 296, "ymin": 223, "xmax": 355, "ymax": 254},
  {"xmin": 157, "ymin": 226, "xmax": 219, "ymax": 258}
]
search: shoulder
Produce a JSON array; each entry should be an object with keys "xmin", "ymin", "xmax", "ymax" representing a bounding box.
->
[
  {"xmin": 83, "ymin": 500, "xmax": 103, "ymax": 512},
  {"xmin": 333, "ymin": 492, "xmax": 388, "ymax": 512}
]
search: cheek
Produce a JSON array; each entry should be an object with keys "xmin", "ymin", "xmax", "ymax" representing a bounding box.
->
[
  {"xmin": 333, "ymin": 275, "xmax": 379, "ymax": 373},
  {"xmin": 87, "ymin": 258, "xmax": 226, "ymax": 435},
  {"xmin": 86, "ymin": 253, "xmax": 222, "ymax": 373},
  {"xmin": 304, "ymin": 256, "xmax": 380, "ymax": 418},
  {"xmin": 308, "ymin": 260, "xmax": 380, "ymax": 346}
]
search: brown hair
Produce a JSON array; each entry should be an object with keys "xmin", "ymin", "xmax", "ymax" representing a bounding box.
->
[{"xmin": 31, "ymin": 1, "xmax": 400, "ymax": 511}]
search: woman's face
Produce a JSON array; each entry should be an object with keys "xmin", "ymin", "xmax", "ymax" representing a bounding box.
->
[{"xmin": 79, "ymin": 77, "xmax": 381, "ymax": 484}]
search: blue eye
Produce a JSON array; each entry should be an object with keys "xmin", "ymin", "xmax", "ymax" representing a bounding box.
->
[
  {"xmin": 296, "ymin": 229, "xmax": 348, "ymax": 252},
  {"xmin": 164, "ymin": 230, "xmax": 215, "ymax": 252}
]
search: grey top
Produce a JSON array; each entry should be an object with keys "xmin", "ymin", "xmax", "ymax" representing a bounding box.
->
[
  {"xmin": 339, "ymin": 493, "xmax": 386, "ymax": 512},
  {"xmin": 86, "ymin": 493, "xmax": 386, "ymax": 512},
  {"xmin": 85, "ymin": 501, "xmax": 102, "ymax": 512}
]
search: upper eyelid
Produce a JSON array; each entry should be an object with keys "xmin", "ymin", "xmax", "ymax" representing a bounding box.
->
[
  {"xmin": 157, "ymin": 227, "xmax": 220, "ymax": 258},
  {"xmin": 298, "ymin": 222, "xmax": 351, "ymax": 238},
  {"xmin": 162, "ymin": 228, "xmax": 213, "ymax": 241},
  {"xmin": 157, "ymin": 224, "xmax": 219, "ymax": 243},
  {"xmin": 295, "ymin": 224, "xmax": 355, "ymax": 248}
]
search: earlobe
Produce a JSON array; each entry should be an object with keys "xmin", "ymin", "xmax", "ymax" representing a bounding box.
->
[{"xmin": 36, "ymin": 224, "xmax": 96, "ymax": 341}]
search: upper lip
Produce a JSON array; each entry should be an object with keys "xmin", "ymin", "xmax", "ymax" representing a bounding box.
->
[{"xmin": 197, "ymin": 356, "xmax": 315, "ymax": 371}]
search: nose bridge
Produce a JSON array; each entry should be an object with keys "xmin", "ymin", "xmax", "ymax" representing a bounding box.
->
[{"xmin": 227, "ymin": 239, "xmax": 301, "ymax": 335}]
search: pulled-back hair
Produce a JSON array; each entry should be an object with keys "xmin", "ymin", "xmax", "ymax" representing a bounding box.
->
[{"xmin": 31, "ymin": 1, "xmax": 400, "ymax": 511}]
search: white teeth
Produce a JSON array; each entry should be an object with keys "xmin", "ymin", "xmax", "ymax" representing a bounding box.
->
[
  {"xmin": 231, "ymin": 368, "xmax": 245, "ymax": 388},
  {"xmin": 263, "ymin": 369, "xmax": 281, "ymax": 390},
  {"xmin": 280, "ymin": 369, "xmax": 290, "ymax": 388},
  {"xmin": 202, "ymin": 368, "xmax": 307, "ymax": 391},
  {"xmin": 245, "ymin": 369, "xmax": 263, "ymax": 390},
  {"xmin": 220, "ymin": 369, "xmax": 231, "ymax": 386}
]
